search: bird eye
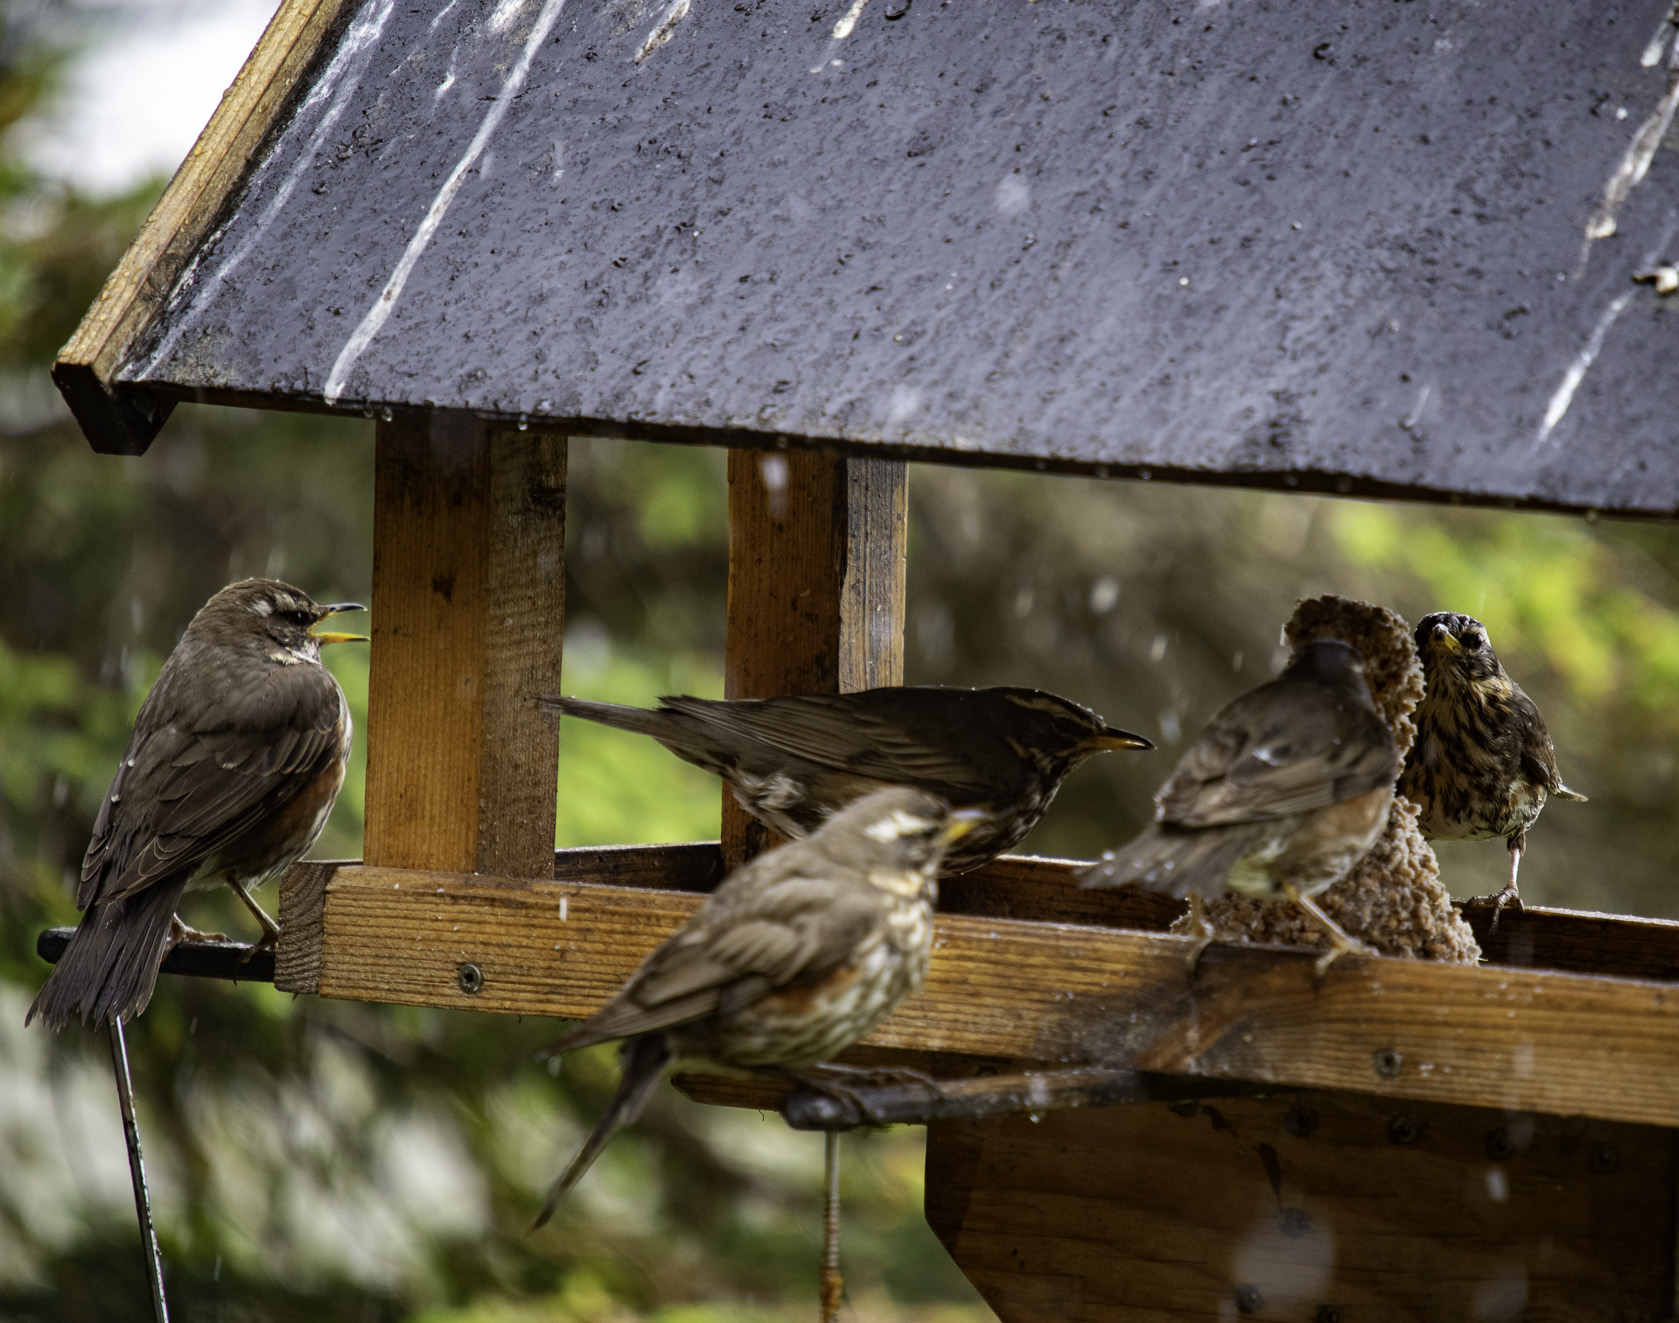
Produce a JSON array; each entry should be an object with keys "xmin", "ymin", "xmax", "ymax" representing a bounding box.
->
[
  {"xmin": 1462, "ymin": 631, "xmax": 1484, "ymax": 649},
  {"xmin": 281, "ymin": 609, "xmax": 313, "ymax": 627}
]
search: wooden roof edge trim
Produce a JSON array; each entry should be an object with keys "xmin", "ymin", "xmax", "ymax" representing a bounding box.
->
[
  {"xmin": 120, "ymin": 384, "xmax": 1679, "ymax": 521},
  {"xmin": 51, "ymin": 0, "xmax": 356, "ymax": 456}
]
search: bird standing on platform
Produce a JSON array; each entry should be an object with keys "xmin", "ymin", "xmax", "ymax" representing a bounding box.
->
[
  {"xmin": 1398, "ymin": 612, "xmax": 1585, "ymax": 915},
  {"xmin": 532, "ymin": 787, "xmax": 981, "ymax": 1227},
  {"xmin": 540, "ymin": 686, "xmax": 1149, "ymax": 872},
  {"xmin": 1080, "ymin": 639, "xmax": 1400, "ymax": 968},
  {"xmin": 28, "ymin": 579, "xmax": 366, "ymax": 1030}
]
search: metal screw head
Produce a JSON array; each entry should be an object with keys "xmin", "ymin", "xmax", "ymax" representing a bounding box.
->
[
  {"xmin": 1484, "ymin": 1127, "xmax": 1515, "ymax": 1161},
  {"xmin": 1589, "ymin": 1141, "xmax": 1620, "ymax": 1174},
  {"xmin": 1234, "ymin": 1284, "xmax": 1264, "ymax": 1314},
  {"xmin": 1283, "ymin": 1105, "xmax": 1320, "ymax": 1138},
  {"xmin": 1278, "ymin": 1207, "xmax": 1311, "ymax": 1239},
  {"xmin": 1372, "ymin": 1048, "xmax": 1403, "ymax": 1079},
  {"xmin": 457, "ymin": 963, "xmax": 484, "ymax": 994},
  {"xmin": 1388, "ymin": 1114, "xmax": 1422, "ymax": 1145},
  {"xmin": 1314, "ymin": 1307, "xmax": 1343, "ymax": 1323}
]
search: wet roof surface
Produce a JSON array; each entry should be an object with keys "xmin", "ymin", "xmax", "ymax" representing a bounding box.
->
[{"xmin": 126, "ymin": 0, "xmax": 1679, "ymax": 513}]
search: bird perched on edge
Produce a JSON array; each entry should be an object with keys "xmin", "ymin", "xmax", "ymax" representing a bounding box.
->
[
  {"xmin": 1398, "ymin": 612, "xmax": 1585, "ymax": 915},
  {"xmin": 1080, "ymin": 639, "xmax": 1400, "ymax": 970},
  {"xmin": 532, "ymin": 786, "xmax": 981, "ymax": 1228},
  {"xmin": 28, "ymin": 579, "xmax": 367, "ymax": 1030},
  {"xmin": 540, "ymin": 686, "xmax": 1149, "ymax": 873}
]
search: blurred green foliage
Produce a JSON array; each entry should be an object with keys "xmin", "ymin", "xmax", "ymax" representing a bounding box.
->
[{"xmin": 3, "ymin": 6, "xmax": 1679, "ymax": 1322}]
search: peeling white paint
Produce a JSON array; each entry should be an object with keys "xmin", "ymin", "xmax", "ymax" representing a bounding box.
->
[
  {"xmin": 634, "ymin": 0, "xmax": 690, "ymax": 63},
  {"xmin": 1581, "ymin": 40, "xmax": 1679, "ymax": 257},
  {"xmin": 323, "ymin": 0, "xmax": 570, "ymax": 405},
  {"xmin": 1536, "ymin": 291, "xmax": 1633, "ymax": 443},
  {"xmin": 429, "ymin": 0, "xmax": 462, "ymax": 29},
  {"xmin": 995, "ymin": 175, "xmax": 1031, "ymax": 216},
  {"xmin": 1400, "ymin": 383, "xmax": 1430, "ymax": 430},
  {"xmin": 832, "ymin": 0, "xmax": 870, "ymax": 40},
  {"xmin": 1642, "ymin": 2, "xmax": 1678, "ymax": 67},
  {"xmin": 488, "ymin": 0, "xmax": 531, "ymax": 34},
  {"xmin": 135, "ymin": 0, "xmax": 398, "ymax": 380}
]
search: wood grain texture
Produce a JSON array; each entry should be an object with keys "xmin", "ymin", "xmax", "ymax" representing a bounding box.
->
[
  {"xmin": 364, "ymin": 415, "xmax": 565, "ymax": 876},
  {"xmin": 275, "ymin": 854, "xmax": 1679, "ymax": 1128},
  {"xmin": 52, "ymin": 0, "xmax": 353, "ymax": 454},
  {"xmin": 720, "ymin": 448, "xmax": 907, "ymax": 866},
  {"xmin": 925, "ymin": 1091, "xmax": 1675, "ymax": 1322}
]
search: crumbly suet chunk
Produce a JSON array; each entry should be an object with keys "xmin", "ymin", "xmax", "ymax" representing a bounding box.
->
[{"xmin": 1284, "ymin": 594, "xmax": 1425, "ymax": 760}]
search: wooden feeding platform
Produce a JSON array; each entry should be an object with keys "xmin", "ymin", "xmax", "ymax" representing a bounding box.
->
[{"xmin": 51, "ymin": 0, "xmax": 1679, "ymax": 1317}]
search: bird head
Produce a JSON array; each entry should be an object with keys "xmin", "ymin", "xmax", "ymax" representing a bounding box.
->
[
  {"xmin": 196, "ymin": 579, "xmax": 368, "ymax": 666},
  {"xmin": 1414, "ymin": 612, "xmax": 1504, "ymax": 687},
  {"xmin": 992, "ymin": 689, "xmax": 1154, "ymax": 772},
  {"xmin": 819, "ymin": 787, "xmax": 986, "ymax": 885},
  {"xmin": 1284, "ymin": 638, "xmax": 1378, "ymax": 706}
]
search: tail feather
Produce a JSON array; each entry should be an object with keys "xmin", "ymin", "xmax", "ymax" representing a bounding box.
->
[
  {"xmin": 539, "ymin": 696, "xmax": 684, "ymax": 743},
  {"xmin": 533, "ymin": 1033, "xmax": 672, "ymax": 1230},
  {"xmin": 27, "ymin": 878, "xmax": 188, "ymax": 1030},
  {"xmin": 1079, "ymin": 822, "xmax": 1259, "ymax": 899}
]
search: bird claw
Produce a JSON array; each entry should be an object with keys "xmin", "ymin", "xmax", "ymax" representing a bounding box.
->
[
  {"xmin": 791, "ymin": 1064, "xmax": 945, "ymax": 1124},
  {"xmin": 168, "ymin": 917, "xmax": 230, "ymax": 946}
]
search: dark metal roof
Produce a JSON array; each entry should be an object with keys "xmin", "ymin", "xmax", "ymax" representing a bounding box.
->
[{"xmin": 120, "ymin": 0, "xmax": 1678, "ymax": 513}]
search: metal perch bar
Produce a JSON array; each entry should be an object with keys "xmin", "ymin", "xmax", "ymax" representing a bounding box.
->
[{"xmin": 37, "ymin": 928, "xmax": 275, "ymax": 983}]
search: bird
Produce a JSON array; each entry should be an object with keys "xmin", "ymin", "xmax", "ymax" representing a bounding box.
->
[
  {"xmin": 1080, "ymin": 639, "xmax": 1400, "ymax": 969},
  {"xmin": 539, "ymin": 686, "xmax": 1150, "ymax": 872},
  {"xmin": 532, "ymin": 786, "xmax": 981, "ymax": 1227},
  {"xmin": 1398, "ymin": 611, "xmax": 1586, "ymax": 915},
  {"xmin": 28, "ymin": 579, "xmax": 367, "ymax": 1030}
]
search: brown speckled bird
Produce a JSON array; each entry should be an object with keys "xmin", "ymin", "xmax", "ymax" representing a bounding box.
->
[
  {"xmin": 28, "ymin": 580, "xmax": 366, "ymax": 1030},
  {"xmin": 1398, "ymin": 612, "xmax": 1585, "ymax": 913},
  {"xmin": 1080, "ymin": 639, "xmax": 1400, "ymax": 968},
  {"xmin": 541, "ymin": 686, "xmax": 1149, "ymax": 872},
  {"xmin": 532, "ymin": 787, "xmax": 980, "ymax": 1227}
]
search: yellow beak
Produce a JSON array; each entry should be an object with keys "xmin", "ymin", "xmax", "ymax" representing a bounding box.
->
[
  {"xmin": 310, "ymin": 601, "xmax": 368, "ymax": 645},
  {"xmin": 1086, "ymin": 726, "xmax": 1154, "ymax": 752}
]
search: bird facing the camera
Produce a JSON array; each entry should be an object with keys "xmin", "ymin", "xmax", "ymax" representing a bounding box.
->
[
  {"xmin": 1080, "ymin": 639, "xmax": 1400, "ymax": 966},
  {"xmin": 532, "ymin": 786, "xmax": 982, "ymax": 1227},
  {"xmin": 1398, "ymin": 612, "xmax": 1585, "ymax": 911},
  {"xmin": 541, "ymin": 685, "xmax": 1150, "ymax": 873},
  {"xmin": 28, "ymin": 579, "xmax": 367, "ymax": 1030}
]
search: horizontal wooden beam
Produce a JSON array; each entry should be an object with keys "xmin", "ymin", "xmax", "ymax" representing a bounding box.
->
[{"xmin": 275, "ymin": 845, "xmax": 1679, "ymax": 1129}]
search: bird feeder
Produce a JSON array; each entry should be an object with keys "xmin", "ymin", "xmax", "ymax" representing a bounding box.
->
[{"xmin": 52, "ymin": 0, "xmax": 1679, "ymax": 1316}]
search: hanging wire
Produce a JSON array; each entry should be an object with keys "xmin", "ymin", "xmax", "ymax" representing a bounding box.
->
[
  {"xmin": 110, "ymin": 1018, "xmax": 170, "ymax": 1323},
  {"xmin": 819, "ymin": 1131, "xmax": 843, "ymax": 1323}
]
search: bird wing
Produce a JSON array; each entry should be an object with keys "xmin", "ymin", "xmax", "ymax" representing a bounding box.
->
[
  {"xmin": 552, "ymin": 869, "xmax": 884, "ymax": 1051},
  {"xmin": 86, "ymin": 664, "xmax": 347, "ymax": 906},
  {"xmin": 660, "ymin": 693, "xmax": 997, "ymax": 800},
  {"xmin": 1160, "ymin": 691, "xmax": 1397, "ymax": 828}
]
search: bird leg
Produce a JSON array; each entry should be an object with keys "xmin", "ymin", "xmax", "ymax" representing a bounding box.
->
[
  {"xmin": 1284, "ymin": 884, "xmax": 1374, "ymax": 978},
  {"xmin": 787, "ymin": 1063, "xmax": 945, "ymax": 1124},
  {"xmin": 168, "ymin": 915, "xmax": 229, "ymax": 946},
  {"xmin": 1181, "ymin": 892, "xmax": 1215, "ymax": 981},
  {"xmin": 227, "ymin": 876, "xmax": 282, "ymax": 949},
  {"xmin": 1487, "ymin": 836, "xmax": 1525, "ymax": 934}
]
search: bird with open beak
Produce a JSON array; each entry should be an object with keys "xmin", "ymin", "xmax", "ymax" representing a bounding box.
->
[
  {"xmin": 29, "ymin": 579, "xmax": 367, "ymax": 1029},
  {"xmin": 1398, "ymin": 611, "xmax": 1585, "ymax": 916},
  {"xmin": 541, "ymin": 685, "xmax": 1150, "ymax": 872}
]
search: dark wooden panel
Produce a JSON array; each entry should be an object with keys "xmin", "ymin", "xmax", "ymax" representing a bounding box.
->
[
  {"xmin": 926, "ymin": 1092, "xmax": 1675, "ymax": 1321},
  {"xmin": 95, "ymin": 0, "xmax": 1679, "ymax": 515},
  {"xmin": 363, "ymin": 415, "xmax": 565, "ymax": 876}
]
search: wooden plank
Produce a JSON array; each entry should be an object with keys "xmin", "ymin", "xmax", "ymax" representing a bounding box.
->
[
  {"xmin": 51, "ymin": 0, "xmax": 355, "ymax": 454},
  {"xmin": 925, "ymin": 1091, "xmax": 1675, "ymax": 1322},
  {"xmin": 720, "ymin": 448, "xmax": 907, "ymax": 866},
  {"xmin": 272, "ymin": 858, "xmax": 1679, "ymax": 1129},
  {"xmin": 363, "ymin": 415, "xmax": 565, "ymax": 877}
]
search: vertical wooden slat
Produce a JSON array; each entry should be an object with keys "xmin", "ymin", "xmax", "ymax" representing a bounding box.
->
[
  {"xmin": 721, "ymin": 448, "xmax": 907, "ymax": 867},
  {"xmin": 363, "ymin": 414, "xmax": 566, "ymax": 877}
]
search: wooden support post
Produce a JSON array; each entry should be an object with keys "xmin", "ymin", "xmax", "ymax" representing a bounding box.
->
[
  {"xmin": 721, "ymin": 449, "xmax": 907, "ymax": 867},
  {"xmin": 363, "ymin": 414, "xmax": 566, "ymax": 877}
]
